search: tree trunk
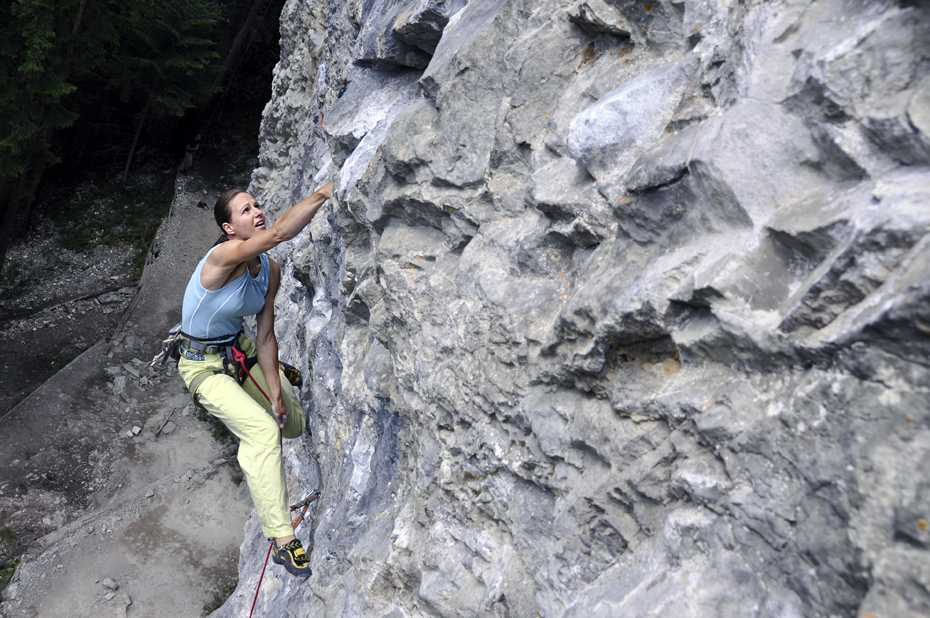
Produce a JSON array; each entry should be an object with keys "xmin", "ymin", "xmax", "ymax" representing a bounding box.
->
[
  {"xmin": 188, "ymin": 0, "xmax": 270, "ymax": 132},
  {"xmin": 123, "ymin": 101, "xmax": 150, "ymax": 185},
  {"xmin": 0, "ymin": 181, "xmax": 19, "ymax": 270},
  {"xmin": 72, "ymin": 0, "xmax": 88, "ymax": 36},
  {"xmin": 213, "ymin": 0, "xmax": 269, "ymax": 91}
]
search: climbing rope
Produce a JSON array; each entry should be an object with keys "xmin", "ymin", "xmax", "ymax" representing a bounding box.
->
[
  {"xmin": 233, "ymin": 344, "xmax": 280, "ymax": 618},
  {"xmin": 249, "ymin": 542, "xmax": 275, "ymax": 618}
]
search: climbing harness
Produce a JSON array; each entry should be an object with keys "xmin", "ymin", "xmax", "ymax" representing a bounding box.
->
[
  {"xmin": 151, "ymin": 324, "xmax": 303, "ymax": 408},
  {"xmin": 150, "ymin": 324, "xmax": 238, "ymax": 367}
]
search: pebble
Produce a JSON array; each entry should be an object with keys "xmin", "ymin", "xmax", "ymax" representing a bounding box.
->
[
  {"xmin": 162, "ymin": 421, "xmax": 177, "ymax": 434},
  {"xmin": 102, "ymin": 577, "xmax": 119, "ymax": 590},
  {"xmin": 131, "ymin": 426, "xmax": 141, "ymax": 435},
  {"xmin": 112, "ymin": 376, "xmax": 127, "ymax": 394},
  {"xmin": 145, "ymin": 489, "xmax": 155, "ymax": 498}
]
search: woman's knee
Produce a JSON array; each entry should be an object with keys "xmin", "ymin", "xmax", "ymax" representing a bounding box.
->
[
  {"xmin": 239, "ymin": 416, "xmax": 282, "ymax": 450},
  {"xmin": 282, "ymin": 408, "xmax": 306, "ymax": 439}
]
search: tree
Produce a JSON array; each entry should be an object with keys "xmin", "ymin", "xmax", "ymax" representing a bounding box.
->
[
  {"xmin": 102, "ymin": 0, "xmax": 220, "ymax": 182},
  {"xmin": 0, "ymin": 0, "xmax": 128, "ymax": 265}
]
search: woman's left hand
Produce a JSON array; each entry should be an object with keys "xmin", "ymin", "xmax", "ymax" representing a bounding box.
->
[{"xmin": 272, "ymin": 398, "xmax": 288, "ymax": 428}]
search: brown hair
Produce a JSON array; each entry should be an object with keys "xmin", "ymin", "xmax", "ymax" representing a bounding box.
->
[{"xmin": 213, "ymin": 189, "xmax": 245, "ymax": 245}]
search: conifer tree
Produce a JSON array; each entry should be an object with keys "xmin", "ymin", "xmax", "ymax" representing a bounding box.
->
[
  {"xmin": 0, "ymin": 0, "xmax": 128, "ymax": 265},
  {"xmin": 103, "ymin": 0, "xmax": 220, "ymax": 182},
  {"xmin": 0, "ymin": 0, "xmax": 222, "ymax": 265}
]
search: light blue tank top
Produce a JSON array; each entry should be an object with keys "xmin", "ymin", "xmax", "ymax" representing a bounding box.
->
[{"xmin": 182, "ymin": 245, "xmax": 270, "ymax": 339}]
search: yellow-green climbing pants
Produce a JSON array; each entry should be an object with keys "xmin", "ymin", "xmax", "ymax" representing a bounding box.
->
[{"xmin": 178, "ymin": 334, "xmax": 306, "ymax": 539}]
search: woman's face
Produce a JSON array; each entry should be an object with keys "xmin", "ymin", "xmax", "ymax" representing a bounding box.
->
[{"xmin": 223, "ymin": 193, "xmax": 265, "ymax": 240}]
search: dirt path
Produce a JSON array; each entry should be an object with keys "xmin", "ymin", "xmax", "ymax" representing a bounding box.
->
[{"xmin": 0, "ymin": 148, "xmax": 261, "ymax": 617}]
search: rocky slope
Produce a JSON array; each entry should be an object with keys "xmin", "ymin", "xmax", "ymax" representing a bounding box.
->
[{"xmin": 220, "ymin": 0, "xmax": 930, "ymax": 616}]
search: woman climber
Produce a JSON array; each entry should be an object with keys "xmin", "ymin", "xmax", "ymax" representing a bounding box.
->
[{"xmin": 177, "ymin": 183, "xmax": 333, "ymax": 577}]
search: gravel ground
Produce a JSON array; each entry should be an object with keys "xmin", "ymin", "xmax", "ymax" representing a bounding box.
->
[{"xmin": 0, "ymin": 138, "xmax": 262, "ymax": 617}]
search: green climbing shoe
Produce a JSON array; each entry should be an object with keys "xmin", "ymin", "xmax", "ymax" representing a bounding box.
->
[{"xmin": 272, "ymin": 539, "xmax": 312, "ymax": 577}]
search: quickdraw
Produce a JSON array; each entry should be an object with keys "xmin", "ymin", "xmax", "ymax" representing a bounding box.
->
[{"xmin": 290, "ymin": 490, "xmax": 322, "ymax": 531}]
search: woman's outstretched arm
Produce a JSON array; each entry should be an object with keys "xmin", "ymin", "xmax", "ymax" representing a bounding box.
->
[{"xmin": 203, "ymin": 183, "xmax": 333, "ymax": 286}]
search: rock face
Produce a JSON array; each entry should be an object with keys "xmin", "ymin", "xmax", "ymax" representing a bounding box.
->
[{"xmin": 218, "ymin": 0, "xmax": 930, "ymax": 616}]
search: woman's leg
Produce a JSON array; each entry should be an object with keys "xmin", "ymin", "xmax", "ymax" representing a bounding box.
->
[{"xmin": 186, "ymin": 369, "xmax": 294, "ymax": 539}]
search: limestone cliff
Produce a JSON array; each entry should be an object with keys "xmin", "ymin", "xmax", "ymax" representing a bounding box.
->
[{"xmin": 218, "ymin": 0, "xmax": 930, "ymax": 616}]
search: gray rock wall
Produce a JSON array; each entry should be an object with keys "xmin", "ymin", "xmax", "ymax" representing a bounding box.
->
[{"xmin": 217, "ymin": 0, "xmax": 930, "ymax": 616}]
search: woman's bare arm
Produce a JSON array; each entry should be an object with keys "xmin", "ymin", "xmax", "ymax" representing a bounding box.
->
[
  {"xmin": 204, "ymin": 183, "xmax": 333, "ymax": 286},
  {"xmin": 254, "ymin": 259, "xmax": 286, "ymax": 426}
]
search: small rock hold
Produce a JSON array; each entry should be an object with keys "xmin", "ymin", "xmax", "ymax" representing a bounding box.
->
[
  {"xmin": 145, "ymin": 489, "xmax": 154, "ymax": 498},
  {"xmin": 212, "ymin": 458, "xmax": 227, "ymax": 466},
  {"xmin": 131, "ymin": 426, "xmax": 141, "ymax": 435},
  {"xmin": 102, "ymin": 577, "xmax": 119, "ymax": 590}
]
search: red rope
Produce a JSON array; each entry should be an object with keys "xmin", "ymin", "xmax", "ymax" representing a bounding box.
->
[
  {"xmin": 233, "ymin": 343, "xmax": 283, "ymax": 618},
  {"xmin": 231, "ymin": 346, "xmax": 272, "ymax": 404},
  {"xmin": 249, "ymin": 541, "xmax": 275, "ymax": 618}
]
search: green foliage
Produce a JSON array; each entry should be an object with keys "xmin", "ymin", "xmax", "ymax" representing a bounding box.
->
[
  {"xmin": 0, "ymin": 0, "xmax": 221, "ymax": 264},
  {"xmin": 2, "ymin": 260, "xmax": 22, "ymax": 286},
  {"xmin": 1, "ymin": 558, "xmax": 21, "ymax": 591},
  {"xmin": 211, "ymin": 422, "xmax": 234, "ymax": 445},
  {"xmin": 0, "ymin": 526, "xmax": 16, "ymax": 544},
  {"xmin": 202, "ymin": 579, "xmax": 237, "ymax": 614},
  {"xmin": 0, "ymin": 0, "xmax": 124, "ymax": 200},
  {"xmin": 104, "ymin": 0, "xmax": 221, "ymax": 118}
]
